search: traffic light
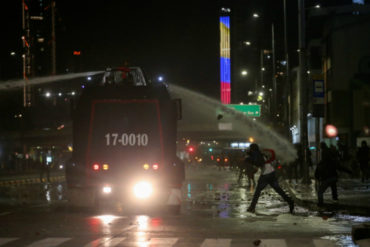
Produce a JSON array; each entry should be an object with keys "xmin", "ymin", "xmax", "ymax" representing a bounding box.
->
[
  {"xmin": 325, "ymin": 124, "xmax": 338, "ymax": 137},
  {"xmin": 187, "ymin": 146, "xmax": 195, "ymax": 153}
]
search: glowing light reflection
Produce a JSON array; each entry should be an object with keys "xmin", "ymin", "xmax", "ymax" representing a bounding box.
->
[
  {"xmin": 136, "ymin": 231, "xmax": 150, "ymax": 247},
  {"xmin": 91, "ymin": 215, "xmax": 120, "ymax": 235},
  {"xmin": 137, "ymin": 215, "xmax": 149, "ymax": 230}
]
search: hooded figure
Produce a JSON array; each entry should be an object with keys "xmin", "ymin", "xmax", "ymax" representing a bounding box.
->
[
  {"xmin": 246, "ymin": 144, "xmax": 294, "ymax": 214},
  {"xmin": 315, "ymin": 142, "xmax": 351, "ymax": 207},
  {"xmin": 357, "ymin": 141, "xmax": 370, "ymax": 183}
]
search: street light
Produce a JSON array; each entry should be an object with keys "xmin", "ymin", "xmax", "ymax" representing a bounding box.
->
[
  {"xmin": 244, "ymin": 41, "xmax": 251, "ymax": 46},
  {"xmin": 241, "ymin": 70, "xmax": 248, "ymax": 76},
  {"xmin": 251, "ymin": 12, "xmax": 277, "ymax": 117}
]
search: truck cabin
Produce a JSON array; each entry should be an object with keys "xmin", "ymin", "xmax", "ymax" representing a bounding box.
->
[{"xmin": 102, "ymin": 67, "xmax": 148, "ymax": 86}]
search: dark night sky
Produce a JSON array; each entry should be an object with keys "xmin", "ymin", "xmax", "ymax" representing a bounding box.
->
[
  {"xmin": 2, "ymin": 1, "xmax": 223, "ymax": 97},
  {"xmin": 0, "ymin": 0, "xmax": 361, "ymax": 98},
  {"xmin": 56, "ymin": 1, "xmax": 221, "ymax": 96}
]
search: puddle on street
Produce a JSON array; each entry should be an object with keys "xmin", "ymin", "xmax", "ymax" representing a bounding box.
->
[{"xmin": 0, "ymin": 182, "xmax": 67, "ymax": 205}]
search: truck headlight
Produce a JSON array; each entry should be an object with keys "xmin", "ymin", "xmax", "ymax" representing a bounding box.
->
[
  {"xmin": 133, "ymin": 181, "xmax": 153, "ymax": 199},
  {"xmin": 102, "ymin": 185, "xmax": 112, "ymax": 194}
]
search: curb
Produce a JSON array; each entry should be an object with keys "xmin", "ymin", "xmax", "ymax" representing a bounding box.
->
[
  {"xmin": 0, "ymin": 175, "xmax": 65, "ymax": 187},
  {"xmin": 282, "ymin": 180, "xmax": 370, "ymax": 216}
]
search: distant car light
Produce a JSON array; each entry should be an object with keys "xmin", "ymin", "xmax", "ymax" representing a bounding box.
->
[
  {"xmin": 102, "ymin": 186, "xmax": 112, "ymax": 194},
  {"xmin": 133, "ymin": 181, "xmax": 153, "ymax": 199},
  {"xmin": 152, "ymin": 163, "xmax": 159, "ymax": 170}
]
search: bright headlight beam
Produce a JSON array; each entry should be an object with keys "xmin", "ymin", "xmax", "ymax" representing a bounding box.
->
[
  {"xmin": 133, "ymin": 181, "xmax": 153, "ymax": 199},
  {"xmin": 102, "ymin": 186, "xmax": 112, "ymax": 194}
]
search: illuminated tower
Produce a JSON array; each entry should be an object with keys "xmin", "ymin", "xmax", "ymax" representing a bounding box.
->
[{"xmin": 220, "ymin": 8, "xmax": 231, "ymax": 104}]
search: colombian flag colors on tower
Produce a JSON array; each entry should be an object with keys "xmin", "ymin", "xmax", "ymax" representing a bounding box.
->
[{"xmin": 220, "ymin": 16, "xmax": 231, "ymax": 104}]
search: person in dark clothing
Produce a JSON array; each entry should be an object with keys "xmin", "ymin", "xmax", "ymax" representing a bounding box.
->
[
  {"xmin": 315, "ymin": 142, "xmax": 351, "ymax": 207},
  {"xmin": 357, "ymin": 141, "xmax": 370, "ymax": 183},
  {"xmin": 246, "ymin": 144, "xmax": 294, "ymax": 214},
  {"xmin": 237, "ymin": 155, "xmax": 257, "ymax": 186}
]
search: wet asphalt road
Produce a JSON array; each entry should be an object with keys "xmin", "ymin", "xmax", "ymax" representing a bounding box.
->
[{"xmin": 0, "ymin": 165, "xmax": 368, "ymax": 247}]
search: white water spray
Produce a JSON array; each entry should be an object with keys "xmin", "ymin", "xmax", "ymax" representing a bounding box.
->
[
  {"xmin": 0, "ymin": 72, "xmax": 297, "ymax": 162},
  {"xmin": 0, "ymin": 71, "xmax": 103, "ymax": 90},
  {"xmin": 168, "ymin": 84, "xmax": 297, "ymax": 163}
]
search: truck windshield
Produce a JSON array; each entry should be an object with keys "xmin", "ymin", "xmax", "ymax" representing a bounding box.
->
[{"xmin": 102, "ymin": 67, "xmax": 147, "ymax": 86}]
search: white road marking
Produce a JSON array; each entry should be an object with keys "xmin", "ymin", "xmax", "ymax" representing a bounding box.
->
[
  {"xmin": 313, "ymin": 239, "xmax": 336, "ymax": 247},
  {"xmin": 148, "ymin": 238, "xmax": 178, "ymax": 246},
  {"xmin": 0, "ymin": 238, "xmax": 17, "ymax": 245},
  {"xmin": 26, "ymin": 238, "xmax": 71, "ymax": 247},
  {"xmin": 84, "ymin": 237, "xmax": 126, "ymax": 247},
  {"xmin": 259, "ymin": 239, "xmax": 287, "ymax": 247},
  {"xmin": 108, "ymin": 237, "xmax": 126, "ymax": 246},
  {"xmin": 200, "ymin": 238, "xmax": 232, "ymax": 247},
  {"xmin": 121, "ymin": 224, "xmax": 136, "ymax": 231}
]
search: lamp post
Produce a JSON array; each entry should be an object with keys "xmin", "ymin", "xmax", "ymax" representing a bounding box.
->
[
  {"xmin": 298, "ymin": 0, "xmax": 310, "ymax": 184},
  {"xmin": 252, "ymin": 12, "xmax": 276, "ymax": 118},
  {"xmin": 271, "ymin": 23, "xmax": 277, "ymax": 117},
  {"xmin": 283, "ymin": 0, "xmax": 291, "ymax": 134}
]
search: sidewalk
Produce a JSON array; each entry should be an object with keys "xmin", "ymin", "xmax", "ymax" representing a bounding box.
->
[{"xmin": 284, "ymin": 178, "xmax": 370, "ymax": 216}]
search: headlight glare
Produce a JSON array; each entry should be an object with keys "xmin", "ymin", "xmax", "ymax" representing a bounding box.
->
[{"xmin": 133, "ymin": 181, "xmax": 153, "ymax": 199}]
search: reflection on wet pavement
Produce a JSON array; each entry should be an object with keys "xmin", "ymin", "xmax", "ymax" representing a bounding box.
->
[{"xmin": 0, "ymin": 182, "xmax": 66, "ymax": 205}]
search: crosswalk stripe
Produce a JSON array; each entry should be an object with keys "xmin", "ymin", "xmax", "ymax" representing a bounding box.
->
[
  {"xmin": 108, "ymin": 237, "xmax": 126, "ymax": 246},
  {"xmin": 26, "ymin": 238, "xmax": 71, "ymax": 247},
  {"xmin": 84, "ymin": 237, "xmax": 126, "ymax": 247},
  {"xmin": 0, "ymin": 238, "xmax": 17, "ymax": 246},
  {"xmin": 259, "ymin": 239, "xmax": 287, "ymax": 247},
  {"xmin": 200, "ymin": 238, "xmax": 232, "ymax": 247},
  {"xmin": 0, "ymin": 237, "xmax": 339, "ymax": 247},
  {"xmin": 149, "ymin": 238, "xmax": 178, "ymax": 246},
  {"xmin": 313, "ymin": 239, "xmax": 336, "ymax": 247}
]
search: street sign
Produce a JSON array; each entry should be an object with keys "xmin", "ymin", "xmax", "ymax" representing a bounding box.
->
[
  {"xmin": 226, "ymin": 104, "xmax": 261, "ymax": 117},
  {"xmin": 313, "ymin": 79, "xmax": 324, "ymax": 98},
  {"xmin": 312, "ymin": 76, "xmax": 325, "ymax": 117}
]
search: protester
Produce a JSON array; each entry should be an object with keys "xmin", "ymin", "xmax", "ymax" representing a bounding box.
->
[
  {"xmin": 246, "ymin": 144, "xmax": 294, "ymax": 214},
  {"xmin": 237, "ymin": 154, "xmax": 257, "ymax": 187},
  {"xmin": 315, "ymin": 142, "xmax": 352, "ymax": 207},
  {"xmin": 357, "ymin": 141, "xmax": 370, "ymax": 183}
]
